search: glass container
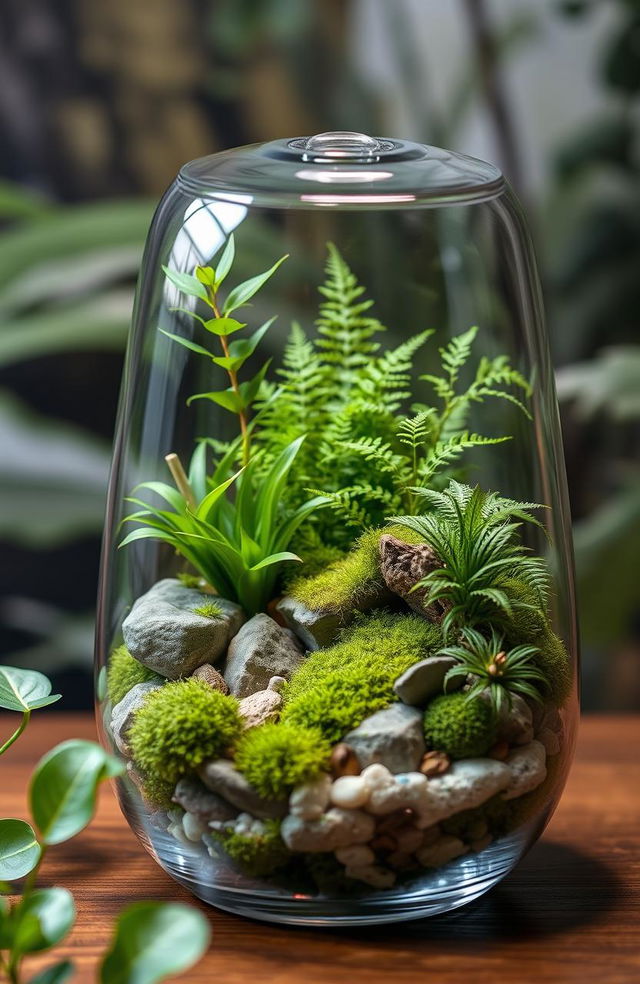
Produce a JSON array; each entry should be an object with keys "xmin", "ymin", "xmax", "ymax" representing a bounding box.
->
[{"xmin": 95, "ymin": 131, "xmax": 579, "ymax": 925}]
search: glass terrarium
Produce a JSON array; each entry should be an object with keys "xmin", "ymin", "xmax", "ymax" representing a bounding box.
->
[{"xmin": 95, "ymin": 131, "xmax": 578, "ymax": 925}]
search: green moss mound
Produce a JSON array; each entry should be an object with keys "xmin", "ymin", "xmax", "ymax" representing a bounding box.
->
[
  {"xmin": 129, "ymin": 678, "xmax": 242, "ymax": 786},
  {"xmin": 533, "ymin": 625, "xmax": 573, "ymax": 705},
  {"xmin": 289, "ymin": 524, "xmax": 425, "ymax": 614},
  {"xmin": 106, "ymin": 645, "xmax": 163, "ymax": 705},
  {"xmin": 138, "ymin": 770, "xmax": 175, "ymax": 809},
  {"xmin": 501, "ymin": 578, "xmax": 548, "ymax": 644},
  {"xmin": 282, "ymin": 667, "xmax": 398, "ymax": 743},
  {"xmin": 423, "ymin": 691, "xmax": 497, "ymax": 759},
  {"xmin": 285, "ymin": 611, "xmax": 442, "ymax": 705},
  {"xmin": 280, "ymin": 539, "xmax": 346, "ymax": 592},
  {"xmin": 234, "ymin": 722, "xmax": 330, "ymax": 799},
  {"xmin": 211, "ymin": 820, "xmax": 290, "ymax": 877}
]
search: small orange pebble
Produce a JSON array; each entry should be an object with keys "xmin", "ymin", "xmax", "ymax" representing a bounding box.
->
[
  {"xmin": 488, "ymin": 740, "xmax": 510, "ymax": 761},
  {"xmin": 330, "ymin": 743, "xmax": 361, "ymax": 777},
  {"xmin": 419, "ymin": 750, "xmax": 451, "ymax": 777}
]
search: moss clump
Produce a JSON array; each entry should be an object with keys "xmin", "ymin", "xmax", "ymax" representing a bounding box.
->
[
  {"xmin": 501, "ymin": 578, "xmax": 548, "ymax": 644},
  {"xmin": 129, "ymin": 678, "xmax": 242, "ymax": 786},
  {"xmin": 234, "ymin": 722, "xmax": 330, "ymax": 799},
  {"xmin": 176, "ymin": 572, "xmax": 204, "ymax": 589},
  {"xmin": 280, "ymin": 538, "xmax": 346, "ymax": 592},
  {"xmin": 211, "ymin": 820, "xmax": 290, "ymax": 877},
  {"xmin": 289, "ymin": 524, "xmax": 426, "ymax": 614},
  {"xmin": 423, "ymin": 692, "xmax": 497, "ymax": 759},
  {"xmin": 106, "ymin": 645, "xmax": 163, "ymax": 705},
  {"xmin": 285, "ymin": 611, "xmax": 442, "ymax": 704},
  {"xmin": 282, "ymin": 667, "xmax": 397, "ymax": 743},
  {"xmin": 138, "ymin": 770, "xmax": 175, "ymax": 809},
  {"xmin": 192, "ymin": 601, "xmax": 224, "ymax": 619},
  {"xmin": 532, "ymin": 625, "xmax": 573, "ymax": 705}
]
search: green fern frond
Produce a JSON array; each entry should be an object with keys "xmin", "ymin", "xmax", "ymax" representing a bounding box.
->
[{"xmin": 419, "ymin": 432, "xmax": 511, "ymax": 484}]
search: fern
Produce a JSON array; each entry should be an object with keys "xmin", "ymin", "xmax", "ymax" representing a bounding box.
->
[{"xmin": 356, "ymin": 330, "xmax": 434, "ymax": 411}]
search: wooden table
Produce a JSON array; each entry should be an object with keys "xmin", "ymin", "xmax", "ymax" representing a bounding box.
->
[{"xmin": 2, "ymin": 714, "xmax": 639, "ymax": 983}]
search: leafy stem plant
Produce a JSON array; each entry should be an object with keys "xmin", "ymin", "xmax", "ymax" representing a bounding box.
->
[{"xmin": 0, "ymin": 666, "xmax": 210, "ymax": 984}]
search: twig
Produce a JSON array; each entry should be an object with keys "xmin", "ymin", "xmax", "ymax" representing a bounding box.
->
[{"xmin": 165, "ymin": 453, "xmax": 197, "ymax": 510}]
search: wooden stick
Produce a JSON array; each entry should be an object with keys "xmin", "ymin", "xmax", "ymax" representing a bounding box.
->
[{"xmin": 165, "ymin": 452, "xmax": 197, "ymax": 510}]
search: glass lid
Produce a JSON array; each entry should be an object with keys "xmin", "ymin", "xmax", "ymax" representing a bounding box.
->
[{"xmin": 177, "ymin": 130, "xmax": 504, "ymax": 208}]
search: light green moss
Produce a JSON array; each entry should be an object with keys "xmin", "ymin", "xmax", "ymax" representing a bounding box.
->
[
  {"xmin": 280, "ymin": 539, "xmax": 346, "ymax": 592},
  {"xmin": 234, "ymin": 722, "xmax": 330, "ymax": 799},
  {"xmin": 211, "ymin": 820, "xmax": 290, "ymax": 877},
  {"xmin": 501, "ymin": 578, "xmax": 548, "ymax": 643},
  {"xmin": 289, "ymin": 524, "xmax": 426, "ymax": 614},
  {"xmin": 192, "ymin": 601, "xmax": 224, "ymax": 619},
  {"xmin": 423, "ymin": 691, "xmax": 497, "ymax": 759},
  {"xmin": 129, "ymin": 678, "xmax": 242, "ymax": 786},
  {"xmin": 106, "ymin": 645, "xmax": 163, "ymax": 705},
  {"xmin": 284, "ymin": 610, "xmax": 442, "ymax": 705},
  {"xmin": 138, "ymin": 771, "xmax": 175, "ymax": 809}
]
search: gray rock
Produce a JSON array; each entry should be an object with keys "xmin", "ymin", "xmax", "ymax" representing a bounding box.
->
[
  {"xmin": 502, "ymin": 740, "xmax": 547, "ymax": 800},
  {"xmin": 281, "ymin": 808, "xmax": 375, "ymax": 853},
  {"xmin": 199, "ymin": 759, "xmax": 288, "ymax": 820},
  {"xmin": 122, "ymin": 578, "xmax": 245, "ymax": 679},
  {"xmin": 111, "ymin": 680, "xmax": 163, "ymax": 755},
  {"xmin": 418, "ymin": 758, "xmax": 511, "ymax": 827},
  {"xmin": 172, "ymin": 775, "xmax": 238, "ymax": 823},
  {"xmin": 239, "ymin": 688, "xmax": 282, "ymax": 729},
  {"xmin": 344, "ymin": 704, "xmax": 426, "ymax": 773},
  {"xmin": 393, "ymin": 656, "xmax": 462, "ymax": 706},
  {"xmin": 379, "ymin": 534, "xmax": 443, "ymax": 618},
  {"xmin": 275, "ymin": 596, "xmax": 341, "ymax": 651},
  {"xmin": 223, "ymin": 614, "xmax": 305, "ymax": 697},
  {"xmin": 191, "ymin": 663, "xmax": 229, "ymax": 694}
]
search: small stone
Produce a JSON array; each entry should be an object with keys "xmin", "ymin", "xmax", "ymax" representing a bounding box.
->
[
  {"xmin": 414, "ymin": 758, "xmax": 512, "ymax": 828},
  {"xmin": 199, "ymin": 759, "xmax": 287, "ymax": 820},
  {"xmin": 330, "ymin": 775, "xmax": 370, "ymax": 810},
  {"xmin": 335, "ymin": 844, "xmax": 376, "ymax": 867},
  {"xmin": 532, "ymin": 704, "xmax": 564, "ymax": 756},
  {"xmin": 488, "ymin": 740, "xmax": 510, "ymax": 761},
  {"xmin": 122, "ymin": 579, "xmax": 245, "ymax": 679},
  {"xmin": 238, "ymin": 688, "xmax": 282, "ymax": 729},
  {"xmin": 415, "ymin": 834, "xmax": 467, "ymax": 868},
  {"xmin": 344, "ymin": 704, "xmax": 426, "ymax": 774},
  {"xmin": 172, "ymin": 775, "xmax": 238, "ymax": 823},
  {"xmin": 378, "ymin": 534, "xmax": 443, "ymax": 618},
  {"xmin": 366, "ymin": 770, "xmax": 429, "ymax": 817},
  {"xmin": 502, "ymin": 740, "xmax": 547, "ymax": 800},
  {"xmin": 420, "ymin": 825, "xmax": 442, "ymax": 848},
  {"xmin": 393, "ymin": 825, "xmax": 424, "ymax": 854},
  {"xmin": 111, "ymin": 680, "xmax": 163, "ymax": 755},
  {"xmin": 191, "ymin": 663, "xmax": 229, "ymax": 694},
  {"xmin": 182, "ymin": 812, "xmax": 209, "ymax": 843},
  {"xmin": 330, "ymin": 743, "xmax": 361, "ymax": 777},
  {"xmin": 224, "ymin": 614, "xmax": 305, "ymax": 697},
  {"xmin": 387, "ymin": 851, "xmax": 414, "ymax": 869},
  {"xmin": 393, "ymin": 656, "xmax": 461, "ymax": 707},
  {"xmin": 376, "ymin": 809, "xmax": 416, "ymax": 834},
  {"xmin": 267, "ymin": 675, "xmax": 287, "ymax": 693},
  {"xmin": 344, "ymin": 863, "xmax": 396, "ymax": 889},
  {"xmin": 419, "ymin": 750, "xmax": 451, "ymax": 777},
  {"xmin": 281, "ymin": 808, "xmax": 375, "ymax": 852},
  {"xmin": 275, "ymin": 596, "xmax": 342, "ymax": 651},
  {"xmin": 370, "ymin": 833, "xmax": 397, "ymax": 853},
  {"xmin": 289, "ymin": 774, "xmax": 332, "ymax": 820},
  {"xmin": 494, "ymin": 693, "xmax": 534, "ymax": 745}
]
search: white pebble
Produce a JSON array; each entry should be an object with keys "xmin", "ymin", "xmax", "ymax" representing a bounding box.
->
[
  {"xmin": 345, "ymin": 864, "xmax": 396, "ymax": 889},
  {"xmin": 367, "ymin": 772, "xmax": 428, "ymax": 816},
  {"xmin": 330, "ymin": 775, "xmax": 369, "ymax": 809},
  {"xmin": 502, "ymin": 741, "xmax": 547, "ymax": 800},
  {"xmin": 335, "ymin": 844, "xmax": 376, "ymax": 867},
  {"xmin": 182, "ymin": 812, "xmax": 209, "ymax": 842},
  {"xmin": 281, "ymin": 808, "xmax": 375, "ymax": 852},
  {"xmin": 289, "ymin": 773, "xmax": 332, "ymax": 819}
]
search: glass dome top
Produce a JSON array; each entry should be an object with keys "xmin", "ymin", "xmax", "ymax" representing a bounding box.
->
[{"xmin": 178, "ymin": 130, "xmax": 504, "ymax": 208}]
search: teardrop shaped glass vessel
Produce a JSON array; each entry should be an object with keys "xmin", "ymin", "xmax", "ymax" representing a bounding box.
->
[{"xmin": 95, "ymin": 133, "xmax": 579, "ymax": 926}]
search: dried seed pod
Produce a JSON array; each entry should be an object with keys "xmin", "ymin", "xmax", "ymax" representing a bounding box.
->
[
  {"xmin": 330, "ymin": 742, "xmax": 361, "ymax": 777},
  {"xmin": 419, "ymin": 750, "xmax": 451, "ymax": 777}
]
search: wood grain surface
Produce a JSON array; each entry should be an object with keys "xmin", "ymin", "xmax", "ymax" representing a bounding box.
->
[{"xmin": 1, "ymin": 713, "xmax": 639, "ymax": 984}]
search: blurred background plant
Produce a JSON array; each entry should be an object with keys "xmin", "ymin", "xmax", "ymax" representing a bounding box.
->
[{"xmin": 0, "ymin": 0, "xmax": 637, "ymax": 709}]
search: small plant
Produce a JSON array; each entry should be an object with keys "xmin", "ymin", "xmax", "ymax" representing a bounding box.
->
[
  {"xmin": 209, "ymin": 819, "xmax": 289, "ymax": 878},
  {"xmin": 393, "ymin": 480, "xmax": 549, "ymax": 637},
  {"xmin": 128, "ymin": 678, "xmax": 242, "ymax": 787},
  {"xmin": 0, "ymin": 665, "xmax": 210, "ymax": 983},
  {"xmin": 423, "ymin": 690, "xmax": 497, "ymax": 759},
  {"xmin": 234, "ymin": 722, "xmax": 330, "ymax": 799},
  {"xmin": 106, "ymin": 645, "xmax": 162, "ymax": 706},
  {"xmin": 440, "ymin": 626, "xmax": 548, "ymax": 716},
  {"xmin": 192, "ymin": 601, "xmax": 224, "ymax": 620}
]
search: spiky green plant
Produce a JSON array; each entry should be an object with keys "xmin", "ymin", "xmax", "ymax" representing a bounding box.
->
[
  {"xmin": 440, "ymin": 626, "xmax": 548, "ymax": 716},
  {"xmin": 393, "ymin": 481, "xmax": 550, "ymax": 637}
]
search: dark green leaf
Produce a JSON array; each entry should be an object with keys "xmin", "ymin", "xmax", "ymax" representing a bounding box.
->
[
  {"xmin": 214, "ymin": 234, "xmax": 235, "ymax": 286},
  {"xmin": 29, "ymin": 740, "xmax": 123, "ymax": 845},
  {"xmin": 0, "ymin": 666, "xmax": 61, "ymax": 712},
  {"xmin": 162, "ymin": 267, "xmax": 208, "ymax": 302},
  {"xmin": 238, "ymin": 360, "xmax": 272, "ymax": 409},
  {"xmin": 12, "ymin": 888, "xmax": 75, "ymax": 955},
  {"xmin": 0, "ymin": 819, "xmax": 41, "ymax": 880},
  {"xmin": 158, "ymin": 330, "xmax": 214, "ymax": 360},
  {"xmin": 222, "ymin": 254, "xmax": 288, "ymax": 315},
  {"xmin": 99, "ymin": 901, "xmax": 210, "ymax": 984},
  {"xmin": 28, "ymin": 959, "xmax": 75, "ymax": 984}
]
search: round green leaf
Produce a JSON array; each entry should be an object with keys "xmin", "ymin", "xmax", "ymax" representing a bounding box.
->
[
  {"xmin": 12, "ymin": 888, "xmax": 75, "ymax": 955},
  {"xmin": 100, "ymin": 902, "xmax": 211, "ymax": 984},
  {"xmin": 29, "ymin": 740, "xmax": 123, "ymax": 846},
  {"xmin": 28, "ymin": 959, "xmax": 75, "ymax": 984},
  {"xmin": 0, "ymin": 666, "xmax": 61, "ymax": 712},
  {"xmin": 0, "ymin": 818, "xmax": 41, "ymax": 880}
]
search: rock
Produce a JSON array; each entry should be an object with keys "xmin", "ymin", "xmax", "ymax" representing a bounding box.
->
[
  {"xmin": 172, "ymin": 775, "xmax": 238, "ymax": 823},
  {"xmin": 502, "ymin": 740, "xmax": 547, "ymax": 800},
  {"xmin": 344, "ymin": 864, "xmax": 396, "ymax": 889},
  {"xmin": 330, "ymin": 775, "xmax": 370, "ymax": 810},
  {"xmin": 378, "ymin": 534, "xmax": 443, "ymax": 618},
  {"xmin": 223, "ymin": 614, "xmax": 305, "ymax": 697},
  {"xmin": 415, "ymin": 835, "xmax": 467, "ymax": 868},
  {"xmin": 394, "ymin": 825, "xmax": 423, "ymax": 854},
  {"xmin": 334, "ymin": 844, "xmax": 376, "ymax": 867},
  {"xmin": 416, "ymin": 758, "xmax": 512, "ymax": 827},
  {"xmin": 191, "ymin": 663, "xmax": 229, "ymax": 694},
  {"xmin": 122, "ymin": 579, "xmax": 245, "ymax": 679},
  {"xmin": 393, "ymin": 656, "xmax": 461, "ymax": 706},
  {"xmin": 111, "ymin": 680, "xmax": 163, "ymax": 755},
  {"xmin": 267, "ymin": 675, "xmax": 287, "ymax": 693},
  {"xmin": 275, "ymin": 596, "xmax": 341, "ymax": 651},
  {"xmin": 238, "ymin": 688, "xmax": 282, "ymax": 729},
  {"xmin": 199, "ymin": 759, "xmax": 287, "ymax": 820},
  {"xmin": 364, "ymin": 766, "xmax": 429, "ymax": 817},
  {"xmin": 182, "ymin": 812, "xmax": 209, "ymax": 842},
  {"xmin": 330, "ymin": 743, "xmax": 361, "ymax": 777},
  {"xmin": 281, "ymin": 807, "xmax": 375, "ymax": 852},
  {"xmin": 289, "ymin": 774, "xmax": 332, "ymax": 820},
  {"xmin": 344, "ymin": 704, "xmax": 425, "ymax": 773},
  {"xmin": 532, "ymin": 704, "xmax": 564, "ymax": 756},
  {"xmin": 494, "ymin": 693, "xmax": 534, "ymax": 745}
]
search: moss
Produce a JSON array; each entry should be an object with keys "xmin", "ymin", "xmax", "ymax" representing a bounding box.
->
[
  {"xmin": 106, "ymin": 645, "xmax": 163, "ymax": 705},
  {"xmin": 138, "ymin": 771, "xmax": 175, "ymax": 809},
  {"xmin": 211, "ymin": 820, "xmax": 290, "ymax": 877},
  {"xmin": 282, "ymin": 667, "xmax": 397, "ymax": 743},
  {"xmin": 192, "ymin": 601, "xmax": 224, "ymax": 619},
  {"xmin": 289, "ymin": 524, "xmax": 426, "ymax": 614},
  {"xmin": 129, "ymin": 678, "xmax": 242, "ymax": 786},
  {"xmin": 423, "ymin": 692, "xmax": 497, "ymax": 759},
  {"xmin": 234, "ymin": 722, "xmax": 330, "ymax": 799},
  {"xmin": 532, "ymin": 625, "xmax": 573, "ymax": 706},
  {"xmin": 501, "ymin": 578, "xmax": 548, "ymax": 644},
  {"xmin": 280, "ymin": 539, "xmax": 345, "ymax": 592},
  {"xmin": 177, "ymin": 572, "xmax": 204, "ymax": 589},
  {"xmin": 284, "ymin": 611, "xmax": 442, "ymax": 704}
]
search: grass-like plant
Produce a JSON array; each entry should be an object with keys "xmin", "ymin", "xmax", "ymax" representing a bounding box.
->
[
  {"xmin": 440, "ymin": 625, "xmax": 548, "ymax": 716},
  {"xmin": 393, "ymin": 480, "xmax": 549, "ymax": 637}
]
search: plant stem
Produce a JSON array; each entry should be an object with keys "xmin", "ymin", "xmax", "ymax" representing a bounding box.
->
[
  {"xmin": 165, "ymin": 453, "xmax": 196, "ymax": 510},
  {"xmin": 209, "ymin": 292, "xmax": 250, "ymax": 467},
  {"xmin": 0, "ymin": 710, "xmax": 30, "ymax": 757}
]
